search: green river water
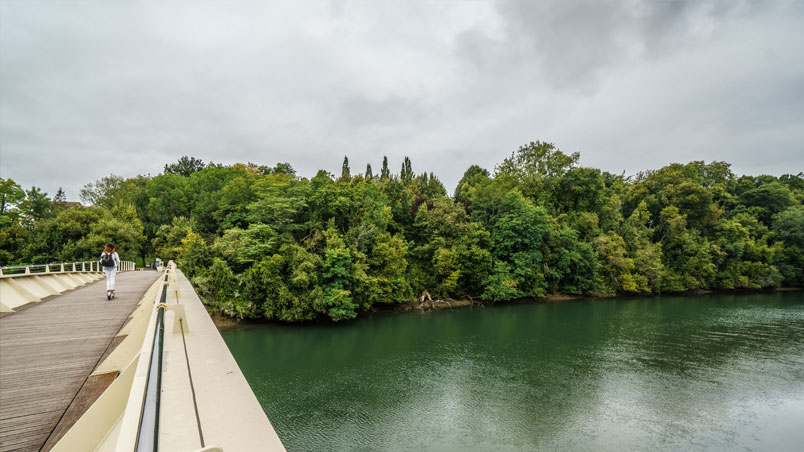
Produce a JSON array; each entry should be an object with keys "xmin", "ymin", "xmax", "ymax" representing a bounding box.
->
[{"xmin": 221, "ymin": 292, "xmax": 804, "ymax": 452}]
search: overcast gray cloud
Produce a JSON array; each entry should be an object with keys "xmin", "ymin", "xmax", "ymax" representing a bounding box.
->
[{"xmin": 1, "ymin": 0, "xmax": 802, "ymax": 201}]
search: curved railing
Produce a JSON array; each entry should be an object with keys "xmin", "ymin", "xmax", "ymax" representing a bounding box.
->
[
  {"xmin": 0, "ymin": 260, "xmax": 136, "ymax": 313},
  {"xmin": 0, "ymin": 260, "xmax": 135, "ymax": 276}
]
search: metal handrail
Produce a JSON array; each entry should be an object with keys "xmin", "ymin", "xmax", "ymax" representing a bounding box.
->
[{"xmin": 135, "ymin": 282, "xmax": 168, "ymax": 452}]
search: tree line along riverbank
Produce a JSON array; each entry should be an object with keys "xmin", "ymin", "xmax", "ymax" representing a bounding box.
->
[
  {"xmin": 210, "ymin": 287, "xmax": 804, "ymax": 330},
  {"xmin": 2, "ymin": 141, "xmax": 803, "ymax": 322}
]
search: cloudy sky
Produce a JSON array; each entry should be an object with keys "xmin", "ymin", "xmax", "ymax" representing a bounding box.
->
[{"xmin": 1, "ymin": 0, "xmax": 802, "ymax": 201}]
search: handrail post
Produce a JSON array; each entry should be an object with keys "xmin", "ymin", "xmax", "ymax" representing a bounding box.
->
[
  {"xmin": 60, "ymin": 263, "xmax": 65, "ymax": 272},
  {"xmin": 25, "ymin": 266, "xmax": 30, "ymax": 275}
]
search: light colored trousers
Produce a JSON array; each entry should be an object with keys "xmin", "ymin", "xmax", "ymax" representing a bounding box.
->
[{"xmin": 104, "ymin": 267, "xmax": 117, "ymax": 290}]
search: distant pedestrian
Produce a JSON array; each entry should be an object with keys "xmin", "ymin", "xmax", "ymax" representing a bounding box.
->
[{"xmin": 100, "ymin": 243, "xmax": 120, "ymax": 300}]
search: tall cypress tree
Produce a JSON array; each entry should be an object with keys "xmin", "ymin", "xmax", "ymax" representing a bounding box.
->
[
  {"xmin": 381, "ymin": 156, "xmax": 390, "ymax": 180},
  {"xmin": 341, "ymin": 156, "xmax": 351, "ymax": 180},
  {"xmin": 366, "ymin": 163, "xmax": 373, "ymax": 180},
  {"xmin": 401, "ymin": 156, "xmax": 413, "ymax": 184},
  {"xmin": 53, "ymin": 187, "xmax": 66, "ymax": 203}
]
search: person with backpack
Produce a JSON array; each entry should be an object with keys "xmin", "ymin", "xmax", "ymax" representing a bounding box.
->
[{"xmin": 100, "ymin": 243, "xmax": 121, "ymax": 300}]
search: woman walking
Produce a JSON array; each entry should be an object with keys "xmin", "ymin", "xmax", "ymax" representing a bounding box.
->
[{"xmin": 100, "ymin": 243, "xmax": 120, "ymax": 300}]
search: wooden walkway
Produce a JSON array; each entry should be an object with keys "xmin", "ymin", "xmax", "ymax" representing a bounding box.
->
[{"xmin": 0, "ymin": 271, "xmax": 162, "ymax": 452}]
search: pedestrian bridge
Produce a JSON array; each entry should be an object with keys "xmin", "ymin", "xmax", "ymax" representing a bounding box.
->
[{"xmin": 0, "ymin": 262, "xmax": 285, "ymax": 452}]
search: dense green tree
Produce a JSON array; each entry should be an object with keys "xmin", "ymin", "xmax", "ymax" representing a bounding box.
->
[
  {"xmin": 80, "ymin": 175, "xmax": 125, "ymax": 208},
  {"xmin": 72, "ymin": 204, "xmax": 145, "ymax": 262},
  {"xmin": 362, "ymin": 232, "xmax": 410, "ymax": 304},
  {"xmin": 269, "ymin": 244, "xmax": 322, "ymax": 321},
  {"xmin": 247, "ymin": 174, "xmax": 310, "ymax": 236},
  {"xmin": 495, "ymin": 141, "xmax": 579, "ymax": 202},
  {"xmin": 658, "ymin": 206, "xmax": 717, "ymax": 291},
  {"xmin": 483, "ymin": 191, "xmax": 550, "ymax": 298},
  {"xmin": 17, "ymin": 204, "xmax": 144, "ymax": 264},
  {"xmin": 19, "ymin": 187, "xmax": 53, "ymax": 227},
  {"xmin": 153, "ymin": 217, "xmax": 195, "ymax": 262},
  {"xmin": 552, "ymin": 167, "xmax": 607, "ymax": 215},
  {"xmin": 214, "ymin": 175, "xmax": 257, "ymax": 231},
  {"xmin": 27, "ymin": 206, "xmax": 106, "ymax": 262},
  {"xmin": 620, "ymin": 201, "xmax": 664, "ymax": 292},
  {"xmin": 178, "ymin": 230, "xmax": 211, "ymax": 278},
  {"xmin": 773, "ymin": 206, "xmax": 804, "ymax": 286},
  {"xmin": 626, "ymin": 164, "xmax": 719, "ymax": 230},
  {"xmin": 164, "ymin": 156, "xmax": 206, "ymax": 176},
  {"xmin": 544, "ymin": 226, "xmax": 597, "ymax": 294},
  {"xmin": 594, "ymin": 230, "xmax": 639, "ymax": 294},
  {"xmin": 185, "ymin": 165, "xmax": 246, "ymax": 234},
  {"xmin": 454, "ymin": 165, "xmax": 489, "ymax": 206},
  {"xmin": 0, "ymin": 178, "xmax": 25, "ymax": 214},
  {"xmin": 408, "ymin": 199, "xmax": 491, "ymax": 299},
  {"xmin": 739, "ymin": 181, "xmax": 794, "ymax": 224},
  {"xmin": 270, "ymin": 162, "xmax": 296, "ymax": 176},
  {"xmin": 320, "ymin": 226, "xmax": 358, "ymax": 320},
  {"xmin": 0, "ymin": 179, "xmax": 28, "ymax": 265},
  {"xmin": 496, "ymin": 141, "xmax": 579, "ymax": 181}
]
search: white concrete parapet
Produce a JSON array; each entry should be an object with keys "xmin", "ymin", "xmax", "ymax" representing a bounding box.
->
[{"xmin": 50, "ymin": 262, "xmax": 286, "ymax": 452}]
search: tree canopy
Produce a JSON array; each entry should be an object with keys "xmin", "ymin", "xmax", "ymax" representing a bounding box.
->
[{"xmin": 2, "ymin": 144, "xmax": 802, "ymax": 322}]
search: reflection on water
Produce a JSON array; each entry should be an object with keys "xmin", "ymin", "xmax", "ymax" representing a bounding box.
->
[{"xmin": 221, "ymin": 292, "xmax": 804, "ymax": 452}]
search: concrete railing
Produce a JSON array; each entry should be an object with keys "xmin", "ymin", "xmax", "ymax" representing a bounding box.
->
[
  {"xmin": 51, "ymin": 262, "xmax": 286, "ymax": 452},
  {"xmin": 0, "ymin": 260, "xmax": 134, "ymax": 313}
]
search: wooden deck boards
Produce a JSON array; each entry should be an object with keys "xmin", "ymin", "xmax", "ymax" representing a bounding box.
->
[{"xmin": 0, "ymin": 271, "xmax": 161, "ymax": 452}]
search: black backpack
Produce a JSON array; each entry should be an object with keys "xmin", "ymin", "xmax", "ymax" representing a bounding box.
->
[{"xmin": 101, "ymin": 253, "xmax": 115, "ymax": 267}]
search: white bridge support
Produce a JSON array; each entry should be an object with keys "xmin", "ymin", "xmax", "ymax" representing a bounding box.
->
[
  {"xmin": 0, "ymin": 261, "xmax": 136, "ymax": 313},
  {"xmin": 50, "ymin": 262, "xmax": 286, "ymax": 452}
]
